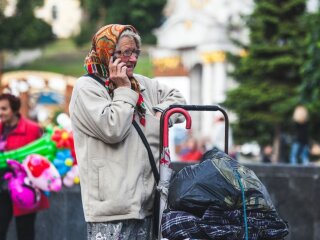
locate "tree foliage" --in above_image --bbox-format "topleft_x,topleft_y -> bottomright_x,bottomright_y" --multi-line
299,12 -> 320,141
75,0 -> 166,46
224,0 -> 307,147
0,0 -> 54,51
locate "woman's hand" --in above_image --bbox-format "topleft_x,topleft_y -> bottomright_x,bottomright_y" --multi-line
155,111 -> 162,119
108,57 -> 131,88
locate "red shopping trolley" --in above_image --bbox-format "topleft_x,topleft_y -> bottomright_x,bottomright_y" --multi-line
155,104 -> 229,240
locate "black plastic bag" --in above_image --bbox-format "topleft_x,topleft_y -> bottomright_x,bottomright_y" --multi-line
168,148 -> 275,217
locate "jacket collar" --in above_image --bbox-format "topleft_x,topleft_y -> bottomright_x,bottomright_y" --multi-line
140,83 -> 146,92
133,74 -> 146,92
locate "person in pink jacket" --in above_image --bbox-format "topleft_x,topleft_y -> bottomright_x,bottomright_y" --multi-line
0,93 -> 49,240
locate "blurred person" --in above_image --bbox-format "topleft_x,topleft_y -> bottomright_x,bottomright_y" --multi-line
172,125 -> 188,159
290,105 -> 310,165
179,137 -> 203,162
69,24 -> 186,240
310,141 -> 320,159
0,93 -> 49,240
262,145 -> 273,163
208,114 -> 233,153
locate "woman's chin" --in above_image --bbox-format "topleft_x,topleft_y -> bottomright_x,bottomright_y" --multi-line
126,69 -> 134,77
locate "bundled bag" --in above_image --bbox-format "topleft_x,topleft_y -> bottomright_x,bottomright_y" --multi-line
168,147 -> 275,217
162,207 -> 289,240
164,148 -> 289,239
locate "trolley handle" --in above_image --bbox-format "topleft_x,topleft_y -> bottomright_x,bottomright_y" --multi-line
162,104 -> 229,154
161,108 -> 192,148
169,104 -> 222,111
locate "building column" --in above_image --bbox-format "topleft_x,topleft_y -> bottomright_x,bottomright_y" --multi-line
201,62 -> 214,136
199,50 -> 227,137
212,61 -> 227,104
189,64 -> 202,132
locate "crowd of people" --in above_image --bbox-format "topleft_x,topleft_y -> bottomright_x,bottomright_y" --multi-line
172,105 -> 320,165
172,113 -> 235,163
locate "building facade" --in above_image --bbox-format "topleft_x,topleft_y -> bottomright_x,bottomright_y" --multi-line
3,0 -> 82,38
151,0 -> 253,134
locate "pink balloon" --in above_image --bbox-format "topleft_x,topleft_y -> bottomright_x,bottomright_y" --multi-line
23,154 -> 62,192
63,175 -> 74,187
63,165 -> 79,188
5,160 -> 41,210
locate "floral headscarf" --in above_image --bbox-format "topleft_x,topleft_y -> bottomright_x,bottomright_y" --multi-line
84,24 -> 146,126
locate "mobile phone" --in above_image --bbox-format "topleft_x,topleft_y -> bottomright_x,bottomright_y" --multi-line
112,55 -> 120,63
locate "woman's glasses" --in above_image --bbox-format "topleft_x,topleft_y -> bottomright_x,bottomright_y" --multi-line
114,49 -> 141,58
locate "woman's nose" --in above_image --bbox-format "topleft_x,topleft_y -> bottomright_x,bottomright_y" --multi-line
129,54 -> 138,61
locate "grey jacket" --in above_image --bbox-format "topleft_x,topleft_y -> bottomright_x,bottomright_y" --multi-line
69,74 -> 186,222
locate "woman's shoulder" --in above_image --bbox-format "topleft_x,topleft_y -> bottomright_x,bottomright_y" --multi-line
20,117 -> 41,131
134,74 -> 152,84
134,74 -> 159,92
75,74 -> 105,90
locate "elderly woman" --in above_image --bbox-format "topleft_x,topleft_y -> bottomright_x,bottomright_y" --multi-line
69,24 -> 186,240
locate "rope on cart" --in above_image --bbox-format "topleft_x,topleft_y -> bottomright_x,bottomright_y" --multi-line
234,169 -> 249,240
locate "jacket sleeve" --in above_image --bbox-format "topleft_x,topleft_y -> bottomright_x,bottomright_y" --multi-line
70,83 -> 138,144
152,79 -> 187,123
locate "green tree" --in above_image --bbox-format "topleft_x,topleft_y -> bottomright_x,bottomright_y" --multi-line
0,0 -> 54,83
75,0 -> 166,46
300,12 -> 320,142
104,0 -> 166,43
73,0 -> 105,46
224,0 -> 307,160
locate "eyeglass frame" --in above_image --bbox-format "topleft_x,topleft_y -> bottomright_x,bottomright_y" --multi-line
114,49 -> 141,58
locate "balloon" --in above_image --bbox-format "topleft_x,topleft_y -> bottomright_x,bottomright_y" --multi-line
71,147 -> 77,165
53,149 -> 74,176
45,124 -> 55,136
63,165 -> 80,188
23,154 -> 62,192
56,113 -> 72,131
50,127 -> 77,164
4,159 -> 41,210
51,128 -> 74,149
0,135 -> 57,169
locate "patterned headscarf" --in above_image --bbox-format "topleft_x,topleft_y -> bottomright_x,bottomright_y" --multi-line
84,24 -> 146,126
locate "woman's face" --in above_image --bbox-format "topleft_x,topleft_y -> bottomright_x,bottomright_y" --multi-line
0,99 -> 15,125
115,36 -> 139,78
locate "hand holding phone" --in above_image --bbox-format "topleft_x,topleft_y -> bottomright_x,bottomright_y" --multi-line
108,56 -> 131,88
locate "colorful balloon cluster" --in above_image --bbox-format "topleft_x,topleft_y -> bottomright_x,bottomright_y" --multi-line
50,128 -> 79,187
1,118 -> 80,209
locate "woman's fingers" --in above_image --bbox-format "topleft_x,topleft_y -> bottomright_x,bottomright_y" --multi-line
120,64 -> 127,75
109,58 -> 120,73
116,62 -> 126,73
108,58 -> 130,87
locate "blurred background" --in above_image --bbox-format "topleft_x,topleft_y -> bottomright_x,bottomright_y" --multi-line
1,0 -> 320,164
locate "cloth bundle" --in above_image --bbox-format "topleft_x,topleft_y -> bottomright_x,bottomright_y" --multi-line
161,148 -> 289,240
